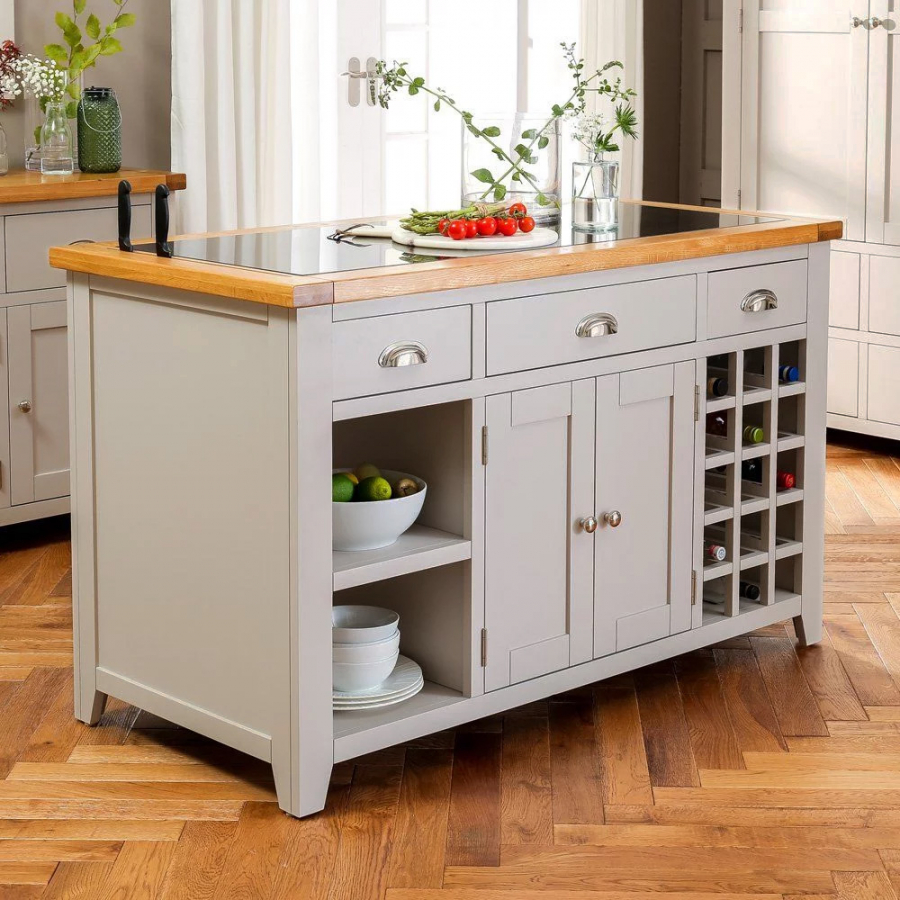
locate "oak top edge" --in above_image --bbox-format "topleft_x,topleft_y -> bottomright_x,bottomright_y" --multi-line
0,168 -> 186,204
49,202 -> 842,309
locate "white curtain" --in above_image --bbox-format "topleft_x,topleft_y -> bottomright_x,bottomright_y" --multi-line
171,0 -> 321,234
580,0 -> 644,201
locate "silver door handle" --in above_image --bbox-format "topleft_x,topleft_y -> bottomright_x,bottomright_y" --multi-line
575,312 -> 618,338
17,400 -> 32,413
580,516 -> 599,534
342,57 -> 382,106
378,341 -> 428,368
741,289 -> 778,313
852,15 -> 865,27
868,16 -> 883,28
604,510 -> 623,528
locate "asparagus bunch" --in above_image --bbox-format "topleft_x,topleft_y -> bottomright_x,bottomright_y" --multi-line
400,201 -> 509,235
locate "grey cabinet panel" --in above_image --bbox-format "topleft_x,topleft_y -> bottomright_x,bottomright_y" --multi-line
869,255 -> 900,336
827,338 -> 859,418
8,301 -> 69,505
485,276 -> 697,376
0,307 -> 8,510
830,251 -> 860,330
594,361 -> 695,657
868,344 -> 900,426
707,260 -> 807,338
5,205 -> 151,294
483,380 -> 594,692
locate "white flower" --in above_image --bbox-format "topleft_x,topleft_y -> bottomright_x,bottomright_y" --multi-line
10,55 -> 67,104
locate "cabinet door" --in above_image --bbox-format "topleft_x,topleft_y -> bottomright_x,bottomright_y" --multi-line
741,2 -> 869,241
594,362 -> 695,657
8,302 -> 70,505
867,1 -> 900,245
483,381 -> 594,692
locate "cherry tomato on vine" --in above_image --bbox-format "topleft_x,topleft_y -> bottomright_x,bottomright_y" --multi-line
518,216 -> 536,234
465,219 -> 479,238
446,220 -> 467,241
437,218 -> 451,235
508,202 -> 528,218
476,217 -> 498,236
497,217 -> 518,237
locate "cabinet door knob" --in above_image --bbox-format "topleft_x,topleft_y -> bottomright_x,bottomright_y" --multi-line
741,289 -> 778,313
604,510 -> 623,528
852,15 -> 864,27
868,16 -> 883,27
580,516 -> 599,534
378,341 -> 428,368
575,312 -> 618,338
17,400 -> 32,413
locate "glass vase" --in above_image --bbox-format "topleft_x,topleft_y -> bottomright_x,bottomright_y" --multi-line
0,122 -> 8,176
24,94 -> 43,171
462,114 -> 561,225
572,155 -> 620,232
40,101 -> 75,176
77,87 -> 122,173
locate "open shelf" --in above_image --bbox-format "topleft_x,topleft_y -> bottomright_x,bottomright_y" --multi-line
707,395 -> 737,414
705,447 -> 735,469
702,588 -> 800,625
741,493 -> 770,516
333,526 -> 472,591
742,442 -> 771,461
777,432 -> 805,452
742,386 -> 772,406
704,496 -> 734,526
703,559 -> 733,582
779,381 -> 806,399
776,487 -> 804,507
740,547 -> 769,571
775,536 -> 803,560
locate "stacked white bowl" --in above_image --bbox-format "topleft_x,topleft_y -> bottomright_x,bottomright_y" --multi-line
332,605 -> 401,693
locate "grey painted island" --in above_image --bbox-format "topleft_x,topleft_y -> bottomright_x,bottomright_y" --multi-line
51,201 -> 841,817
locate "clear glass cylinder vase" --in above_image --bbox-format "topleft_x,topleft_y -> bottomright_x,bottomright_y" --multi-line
40,101 -> 74,176
0,122 -> 8,176
461,114 -> 561,225
572,156 -> 620,231
24,94 -> 44,171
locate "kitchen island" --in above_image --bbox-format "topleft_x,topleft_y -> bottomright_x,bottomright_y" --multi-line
51,201 -> 840,818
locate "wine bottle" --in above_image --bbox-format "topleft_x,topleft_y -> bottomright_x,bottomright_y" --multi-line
779,365 -> 800,383
743,425 -> 765,444
739,581 -> 761,601
707,413 -> 728,436
742,459 -> 763,483
776,471 -> 796,491
708,377 -> 728,398
705,541 -> 727,562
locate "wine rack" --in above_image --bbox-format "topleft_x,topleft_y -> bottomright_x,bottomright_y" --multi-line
699,340 -> 806,621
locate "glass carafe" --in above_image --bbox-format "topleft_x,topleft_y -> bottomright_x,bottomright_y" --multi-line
40,101 -> 74,176
0,121 -> 8,176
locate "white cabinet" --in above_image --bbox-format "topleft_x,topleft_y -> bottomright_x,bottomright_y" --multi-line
594,362 -> 696,656
741,2 -> 900,438
7,302 -> 69,505
483,362 -> 696,686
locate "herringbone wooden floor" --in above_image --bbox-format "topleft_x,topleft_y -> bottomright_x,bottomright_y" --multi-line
3,436 -> 900,898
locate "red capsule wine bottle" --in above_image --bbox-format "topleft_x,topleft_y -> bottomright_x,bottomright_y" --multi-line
704,541 -> 727,562
707,413 -> 728,436
776,471 -> 796,491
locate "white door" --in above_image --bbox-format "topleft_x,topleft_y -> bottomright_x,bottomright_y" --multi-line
331,0 -> 582,218
739,2 -> 870,241
483,381 -> 594,692
7,302 -> 70,505
594,362 -> 696,657
867,1 -> 900,244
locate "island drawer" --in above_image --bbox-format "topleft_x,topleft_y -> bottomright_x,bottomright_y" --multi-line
706,259 -> 807,339
485,275 -> 696,376
332,305 -> 472,400
5,205 -> 152,294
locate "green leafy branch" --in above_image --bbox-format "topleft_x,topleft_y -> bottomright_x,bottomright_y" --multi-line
44,0 -> 135,118
375,42 -> 637,206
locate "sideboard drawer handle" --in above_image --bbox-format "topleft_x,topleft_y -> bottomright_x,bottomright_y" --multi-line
575,312 -> 619,338
741,289 -> 778,313
378,340 -> 429,368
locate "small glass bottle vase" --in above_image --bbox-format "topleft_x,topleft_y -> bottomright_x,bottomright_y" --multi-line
572,155 -> 620,232
40,102 -> 75,176
0,122 -> 8,176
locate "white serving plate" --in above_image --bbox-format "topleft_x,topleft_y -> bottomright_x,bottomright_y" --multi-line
332,655 -> 423,704
391,226 -> 558,252
333,679 -> 425,710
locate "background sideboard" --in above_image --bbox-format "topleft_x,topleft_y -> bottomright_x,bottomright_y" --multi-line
0,170 -> 184,527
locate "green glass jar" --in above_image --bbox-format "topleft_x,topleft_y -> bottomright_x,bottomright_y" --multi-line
77,87 -> 122,173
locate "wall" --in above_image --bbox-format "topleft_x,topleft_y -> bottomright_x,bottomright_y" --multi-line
3,0 -> 170,170
642,0 -> 683,204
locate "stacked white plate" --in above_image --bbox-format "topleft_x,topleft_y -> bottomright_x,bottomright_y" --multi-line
333,655 -> 424,710
332,606 -> 424,710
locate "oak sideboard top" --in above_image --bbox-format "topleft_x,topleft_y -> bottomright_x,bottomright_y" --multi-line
0,168 -> 186,204
49,199 -> 842,308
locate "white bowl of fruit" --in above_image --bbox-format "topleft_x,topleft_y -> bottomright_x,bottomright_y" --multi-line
332,464 -> 427,552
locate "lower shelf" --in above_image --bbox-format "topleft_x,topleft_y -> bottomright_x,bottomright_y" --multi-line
702,589 -> 800,625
